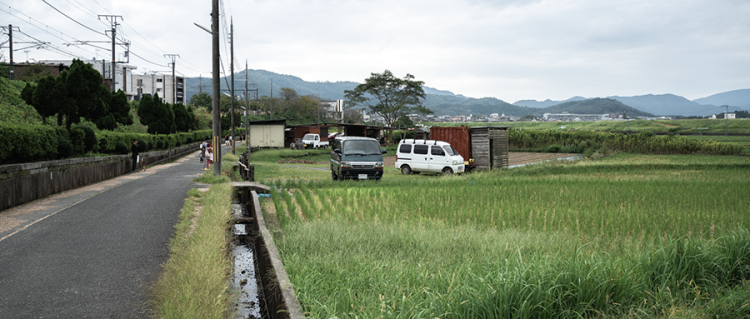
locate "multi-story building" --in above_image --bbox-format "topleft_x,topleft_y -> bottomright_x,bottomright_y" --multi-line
319,99 -> 345,122
131,73 -> 185,104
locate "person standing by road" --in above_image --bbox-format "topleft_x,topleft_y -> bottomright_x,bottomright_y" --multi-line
200,141 -> 208,170
206,143 -> 214,171
131,139 -> 139,172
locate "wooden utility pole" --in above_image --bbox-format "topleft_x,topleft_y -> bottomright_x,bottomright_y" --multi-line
211,0 -> 221,175
230,18 -> 235,155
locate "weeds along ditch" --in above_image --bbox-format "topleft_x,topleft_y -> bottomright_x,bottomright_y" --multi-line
262,163 -> 750,318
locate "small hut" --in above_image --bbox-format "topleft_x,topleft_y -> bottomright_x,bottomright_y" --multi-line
469,126 -> 509,169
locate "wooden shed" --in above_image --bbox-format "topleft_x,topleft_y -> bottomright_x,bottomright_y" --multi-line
470,126 -> 509,170
247,119 -> 288,148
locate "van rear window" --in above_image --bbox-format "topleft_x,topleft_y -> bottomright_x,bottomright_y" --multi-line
399,144 -> 412,153
414,145 -> 429,155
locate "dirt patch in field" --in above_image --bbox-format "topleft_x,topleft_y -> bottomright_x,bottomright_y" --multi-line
384,152 -> 579,168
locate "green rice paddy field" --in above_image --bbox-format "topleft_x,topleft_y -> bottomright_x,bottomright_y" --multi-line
255,152 -> 750,318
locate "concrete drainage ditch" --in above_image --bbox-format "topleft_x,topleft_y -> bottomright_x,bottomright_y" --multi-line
230,182 -> 305,319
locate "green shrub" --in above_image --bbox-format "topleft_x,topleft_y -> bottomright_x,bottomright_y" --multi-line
157,139 -> 165,149
115,142 -> 128,155
0,123 -> 58,164
57,135 -> 73,159
69,127 -> 86,156
543,144 -> 561,153
74,125 -> 97,153
136,139 -> 148,152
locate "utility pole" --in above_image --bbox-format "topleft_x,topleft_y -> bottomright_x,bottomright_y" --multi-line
1,25 -> 20,80
245,60 -> 249,148
98,15 -> 122,92
211,0 -> 221,176
164,54 -> 179,104
230,18 -> 235,155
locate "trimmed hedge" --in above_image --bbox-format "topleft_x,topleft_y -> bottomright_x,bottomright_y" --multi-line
0,123 -> 58,164
0,126 -> 213,165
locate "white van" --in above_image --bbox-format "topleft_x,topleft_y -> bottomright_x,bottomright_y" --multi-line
395,139 -> 464,175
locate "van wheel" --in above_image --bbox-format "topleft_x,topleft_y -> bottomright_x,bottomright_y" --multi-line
442,168 -> 453,176
401,165 -> 411,175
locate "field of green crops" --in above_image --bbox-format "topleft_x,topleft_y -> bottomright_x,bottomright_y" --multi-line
429,118 -> 750,134
254,151 -> 750,318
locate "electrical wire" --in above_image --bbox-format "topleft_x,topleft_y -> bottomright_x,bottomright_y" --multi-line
0,3 -> 102,59
42,0 -> 108,37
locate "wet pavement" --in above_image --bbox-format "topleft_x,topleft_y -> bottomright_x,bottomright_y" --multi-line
0,146 -> 228,318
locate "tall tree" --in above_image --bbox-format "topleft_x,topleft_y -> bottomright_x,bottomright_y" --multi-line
97,90 -> 133,130
30,76 -> 56,125
344,70 -> 428,128
172,103 -> 191,132
189,92 -> 212,110
138,93 -> 175,134
64,59 -> 108,130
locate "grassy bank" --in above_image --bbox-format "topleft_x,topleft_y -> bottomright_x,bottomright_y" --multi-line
257,150 -> 750,318
150,146 -> 245,318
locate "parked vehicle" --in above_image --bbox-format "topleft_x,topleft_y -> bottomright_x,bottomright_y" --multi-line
330,137 -> 387,180
300,133 -> 329,149
395,139 -> 465,175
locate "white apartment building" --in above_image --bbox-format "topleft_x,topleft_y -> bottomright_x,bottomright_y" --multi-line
131,73 -> 185,104
319,99 -> 345,122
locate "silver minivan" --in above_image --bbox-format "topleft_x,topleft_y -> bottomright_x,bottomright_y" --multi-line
330,136 -> 386,180
395,139 -> 464,175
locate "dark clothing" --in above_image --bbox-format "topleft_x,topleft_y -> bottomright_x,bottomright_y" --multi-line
131,143 -> 139,171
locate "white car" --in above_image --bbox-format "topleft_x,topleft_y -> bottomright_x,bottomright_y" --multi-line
395,139 -> 464,175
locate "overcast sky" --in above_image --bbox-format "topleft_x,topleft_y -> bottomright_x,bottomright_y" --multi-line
2,0 -> 749,102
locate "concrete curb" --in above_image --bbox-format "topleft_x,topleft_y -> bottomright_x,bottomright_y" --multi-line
245,188 -> 305,319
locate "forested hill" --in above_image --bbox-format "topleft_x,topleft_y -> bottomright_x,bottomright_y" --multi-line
542,98 -> 655,118
184,70 -> 653,117
422,95 -> 535,117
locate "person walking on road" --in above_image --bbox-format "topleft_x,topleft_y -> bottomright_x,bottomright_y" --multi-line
200,141 -> 208,170
131,139 -> 139,172
206,143 -> 214,171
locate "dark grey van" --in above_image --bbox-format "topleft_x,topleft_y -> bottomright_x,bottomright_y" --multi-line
330,136 -> 387,180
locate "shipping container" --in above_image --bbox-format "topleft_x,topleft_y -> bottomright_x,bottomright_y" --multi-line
430,126 -> 509,170
430,126 -> 471,161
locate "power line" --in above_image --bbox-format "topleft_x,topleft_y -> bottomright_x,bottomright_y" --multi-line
0,3 -> 102,58
42,0 -> 107,37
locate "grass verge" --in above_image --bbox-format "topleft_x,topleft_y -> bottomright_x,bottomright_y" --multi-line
150,185 -> 233,318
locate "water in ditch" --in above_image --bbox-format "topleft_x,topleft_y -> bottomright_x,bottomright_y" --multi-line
231,203 -> 269,319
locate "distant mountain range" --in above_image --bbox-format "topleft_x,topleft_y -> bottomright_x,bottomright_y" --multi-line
515,90 -> 749,116
184,69 -> 747,118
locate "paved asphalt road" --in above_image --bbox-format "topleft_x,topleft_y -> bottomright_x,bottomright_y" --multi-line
0,145 -> 232,318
